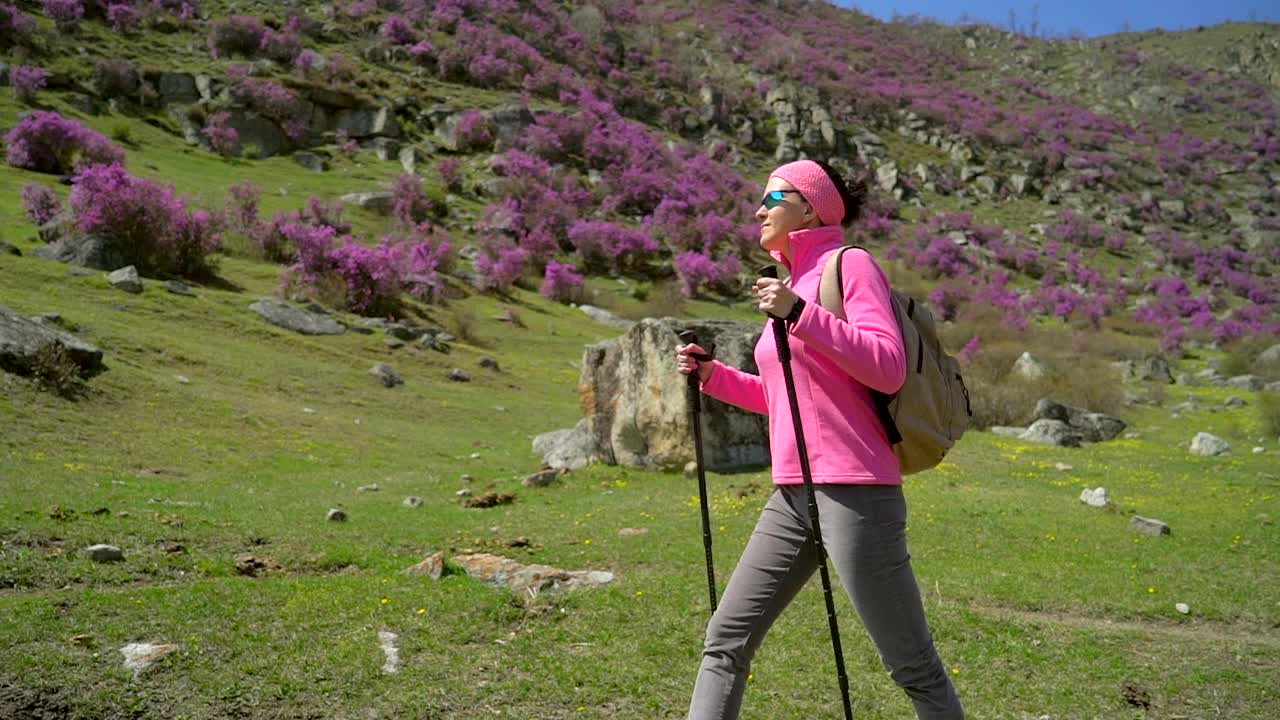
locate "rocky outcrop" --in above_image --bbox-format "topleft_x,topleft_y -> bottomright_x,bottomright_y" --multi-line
577,318 -> 768,472
0,305 -> 104,378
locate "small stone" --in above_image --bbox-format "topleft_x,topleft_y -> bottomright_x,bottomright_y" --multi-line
522,468 -> 562,487
448,368 -> 471,382
460,474 -> 474,483
327,508 -> 347,522
107,266 -> 143,294
1175,603 -> 1190,614
401,551 -> 445,579
86,544 -> 124,562
120,642 -> 178,675
1253,447 -> 1265,454
384,338 -> 405,349
1130,515 -> 1170,536
468,452 -> 480,459
1079,487 -> 1108,507
618,527 -> 649,537
1189,432 -> 1230,456
302,407 -> 316,414
356,483 -> 379,493
402,496 -> 423,508
174,375 -> 190,384
370,363 -> 402,387
684,461 -> 698,478
455,488 -> 472,497
165,279 -> 196,296
69,634 -> 95,647
478,356 -> 499,370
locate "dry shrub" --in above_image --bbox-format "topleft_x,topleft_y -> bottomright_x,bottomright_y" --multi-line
623,279 -> 686,320
31,344 -> 86,399
1259,392 -> 1280,438
1221,335 -> 1280,381
449,306 -> 482,345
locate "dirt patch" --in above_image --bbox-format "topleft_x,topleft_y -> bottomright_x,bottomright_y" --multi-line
0,675 -> 70,720
964,601 -> 1280,648
462,492 -> 515,509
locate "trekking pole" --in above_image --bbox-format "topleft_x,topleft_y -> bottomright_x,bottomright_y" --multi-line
759,266 -> 854,720
677,329 -> 718,614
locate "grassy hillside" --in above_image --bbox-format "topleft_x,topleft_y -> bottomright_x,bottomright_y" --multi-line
2,1 -> 1279,718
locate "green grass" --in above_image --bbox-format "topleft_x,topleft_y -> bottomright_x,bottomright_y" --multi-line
4,12 -> 1280,719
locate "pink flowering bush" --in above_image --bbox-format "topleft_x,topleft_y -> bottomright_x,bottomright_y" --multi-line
540,261 -> 583,302
453,110 -> 494,151
42,0 -> 84,31
381,15 -> 417,45
226,73 -> 307,140
202,112 -> 239,157
21,183 -> 64,227
106,2 -> 139,32
674,251 -> 742,297
403,225 -> 453,303
0,4 -> 36,46
10,66 -> 49,104
223,181 -> 260,234
68,162 -> 221,276
207,15 -> 267,58
472,235 -> 528,292
566,220 -> 658,274
391,174 -> 432,227
437,158 -> 464,193
4,111 -> 126,175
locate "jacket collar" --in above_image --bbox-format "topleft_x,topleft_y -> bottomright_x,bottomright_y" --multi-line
770,225 -> 847,280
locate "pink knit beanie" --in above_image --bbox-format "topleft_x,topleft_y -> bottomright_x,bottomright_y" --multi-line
769,160 -> 845,227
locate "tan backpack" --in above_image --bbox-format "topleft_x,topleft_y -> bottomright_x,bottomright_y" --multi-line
819,246 -> 971,475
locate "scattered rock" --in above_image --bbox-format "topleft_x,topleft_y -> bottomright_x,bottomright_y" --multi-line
401,551 -> 444,579
1012,351 -> 1047,381
338,191 -> 395,215
402,496 -> 423,508
107,266 -> 143,294
447,368 -> 471,382
532,418 -> 600,470
1175,602 -> 1190,615
1225,374 -> 1265,392
234,553 -> 279,577
69,633 -> 95,647
1137,355 -> 1174,383
1130,515 -> 1171,536
86,544 -> 124,563
377,630 -> 400,674
478,356 -> 499,371
249,297 -> 346,336
451,552 -> 615,595
165,279 -> 195,296
1079,487 -> 1108,507
1018,419 -> 1081,447
32,233 -> 131,270
384,338 -> 404,349
326,508 -> 347,522
1189,432 -> 1230,456
0,304 -> 104,378
521,468 -> 562,488
578,304 -> 634,330
618,527 -> 649,537
292,151 -> 329,172
462,492 -> 514,509
1120,680 -> 1152,710
0,241 -> 22,256
369,363 -> 402,387
120,642 -> 178,676
356,483 -> 379,493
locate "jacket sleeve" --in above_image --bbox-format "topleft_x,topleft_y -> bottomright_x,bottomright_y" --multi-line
699,360 -> 769,415
788,249 -> 906,395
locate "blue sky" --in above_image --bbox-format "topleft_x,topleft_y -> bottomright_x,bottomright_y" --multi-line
838,1 -> 1277,37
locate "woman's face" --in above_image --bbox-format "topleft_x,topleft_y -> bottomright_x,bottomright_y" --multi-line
755,177 -> 816,256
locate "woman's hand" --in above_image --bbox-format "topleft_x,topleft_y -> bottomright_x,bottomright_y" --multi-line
676,343 -> 715,383
753,277 -> 799,319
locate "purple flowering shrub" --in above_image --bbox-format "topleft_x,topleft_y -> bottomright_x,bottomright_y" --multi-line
10,66 -> 49,104
391,174 -> 432,227
4,111 -> 126,175
106,2 -> 140,32
225,70 -> 307,140
437,158 -> 464,193
202,112 -> 239,157
674,250 -> 742,297
403,225 -> 453,303
472,234 -> 529,292
1,4 -> 37,46
540,261 -> 583,302
21,183 -> 64,227
207,15 -> 267,58
69,162 -> 221,276
566,220 -> 657,274
381,15 -> 417,45
452,110 -> 494,152
329,240 -> 405,315
42,0 -> 84,31
223,181 -> 260,234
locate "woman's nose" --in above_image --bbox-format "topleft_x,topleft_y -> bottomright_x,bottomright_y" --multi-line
755,204 -> 768,221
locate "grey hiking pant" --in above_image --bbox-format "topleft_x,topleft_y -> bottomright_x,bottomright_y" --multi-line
687,484 -> 964,720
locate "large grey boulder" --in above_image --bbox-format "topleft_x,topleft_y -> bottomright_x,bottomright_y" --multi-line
249,298 -> 346,336
32,234 -> 132,271
1189,432 -> 1230,456
1254,344 -> 1280,377
107,266 -> 142,294
1013,352 -> 1048,381
532,418 -> 600,470
338,191 -> 395,215
1033,398 -> 1126,443
487,105 -> 535,151
1136,354 -> 1174,383
577,318 -> 768,472
333,106 -> 399,139
1018,419 -> 1081,447
0,305 -> 104,378
156,73 -> 199,104
224,109 -> 290,158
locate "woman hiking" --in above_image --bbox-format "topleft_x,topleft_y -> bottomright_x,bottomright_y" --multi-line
675,159 -> 965,720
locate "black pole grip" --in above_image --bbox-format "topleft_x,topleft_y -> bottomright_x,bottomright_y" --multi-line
677,330 -> 701,414
758,264 -> 777,279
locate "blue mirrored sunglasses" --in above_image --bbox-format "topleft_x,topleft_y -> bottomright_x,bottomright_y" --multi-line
759,189 -> 801,209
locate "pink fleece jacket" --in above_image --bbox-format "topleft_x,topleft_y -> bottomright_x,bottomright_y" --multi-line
701,225 -> 906,485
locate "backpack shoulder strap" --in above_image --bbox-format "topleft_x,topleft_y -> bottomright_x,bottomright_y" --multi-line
818,245 -> 903,445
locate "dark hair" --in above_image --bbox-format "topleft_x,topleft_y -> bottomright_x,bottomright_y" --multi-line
811,159 -> 868,228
